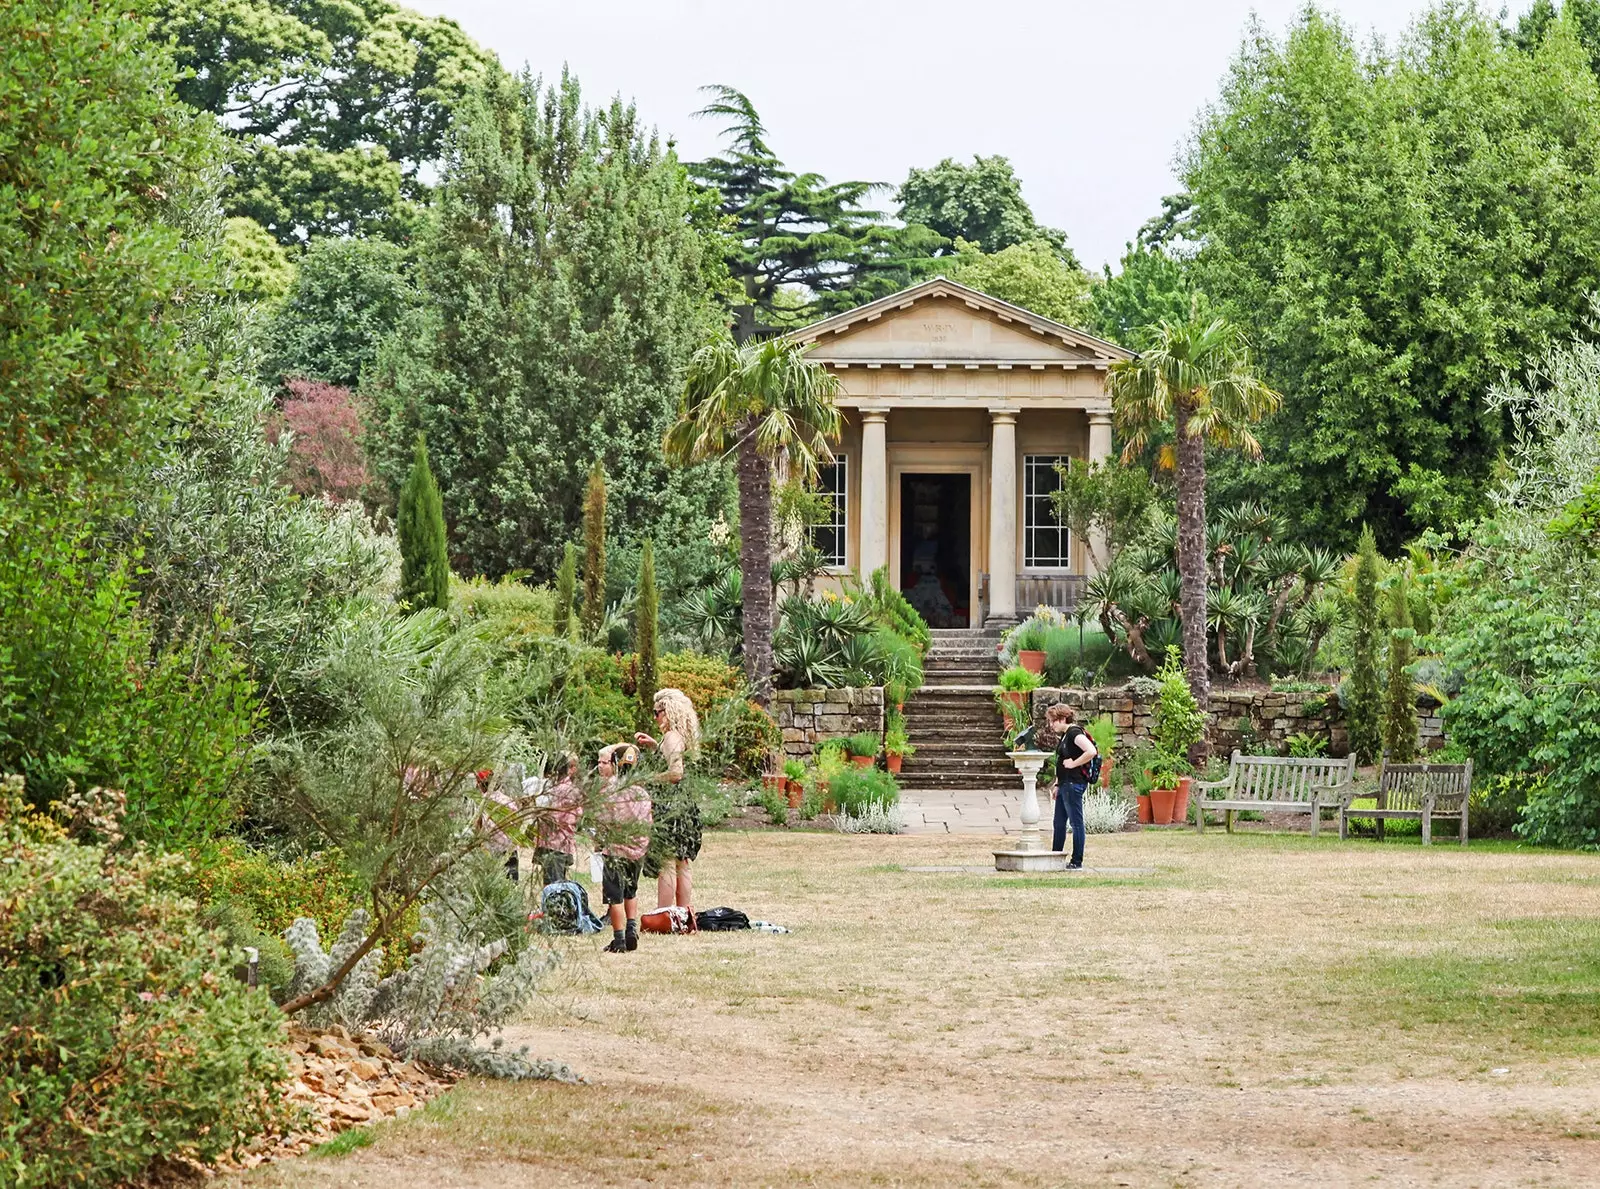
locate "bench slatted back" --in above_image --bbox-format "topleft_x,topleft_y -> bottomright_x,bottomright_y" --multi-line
1225,752 -> 1356,804
1379,758 -> 1473,814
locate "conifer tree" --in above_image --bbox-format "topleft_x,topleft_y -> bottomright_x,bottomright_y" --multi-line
635,539 -> 659,731
1346,526 -> 1384,764
398,433 -> 449,611
580,461 -> 607,639
1382,568 -> 1419,762
552,542 -> 576,640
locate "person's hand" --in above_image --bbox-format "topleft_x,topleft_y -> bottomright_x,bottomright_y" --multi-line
634,731 -> 656,749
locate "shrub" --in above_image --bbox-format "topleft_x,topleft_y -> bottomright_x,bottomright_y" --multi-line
698,695 -> 781,779
1285,731 -> 1329,758
866,566 -> 931,653
1014,620 -> 1048,652
1083,792 -> 1135,834
635,540 -> 659,730
756,784 -> 788,825
1152,651 -> 1204,760
552,542 -> 577,639
827,766 -> 900,816
581,461 -> 607,639
833,801 -> 904,834
272,378 -> 371,501
0,512 -> 259,846
0,779 -> 290,1186
1382,570 -> 1420,761
659,651 -> 742,715
454,575 -> 555,649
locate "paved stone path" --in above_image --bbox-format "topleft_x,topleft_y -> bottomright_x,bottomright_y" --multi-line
899,788 -> 1023,835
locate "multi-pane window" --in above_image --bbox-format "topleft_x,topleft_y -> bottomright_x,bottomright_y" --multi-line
1023,455 -> 1071,569
812,458 -> 847,568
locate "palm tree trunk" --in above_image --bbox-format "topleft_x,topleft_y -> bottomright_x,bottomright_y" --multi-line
1173,402 -> 1211,761
737,416 -> 774,705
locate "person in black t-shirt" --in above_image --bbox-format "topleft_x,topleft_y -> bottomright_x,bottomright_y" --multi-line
1045,702 -> 1098,869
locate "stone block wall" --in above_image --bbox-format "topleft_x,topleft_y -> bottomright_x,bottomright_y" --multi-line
772,687 -> 886,761
1031,684 -> 1446,758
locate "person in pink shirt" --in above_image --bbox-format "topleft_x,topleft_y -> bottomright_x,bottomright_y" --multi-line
596,743 -> 650,954
529,752 -> 582,885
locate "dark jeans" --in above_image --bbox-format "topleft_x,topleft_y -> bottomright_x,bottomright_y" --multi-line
1053,781 -> 1086,866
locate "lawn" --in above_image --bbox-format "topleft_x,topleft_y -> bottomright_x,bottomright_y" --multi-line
230,829 -> 1600,1187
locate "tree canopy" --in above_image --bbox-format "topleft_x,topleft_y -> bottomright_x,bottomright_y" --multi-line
691,85 -> 941,325
942,237 -> 1093,326
154,0 -> 502,242
897,154 -> 1074,264
369,71 -> 732,587
1185,5 -> 1600,551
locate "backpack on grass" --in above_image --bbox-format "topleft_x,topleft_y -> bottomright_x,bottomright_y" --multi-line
694,907 -> 751,932
540,880 -> 606,934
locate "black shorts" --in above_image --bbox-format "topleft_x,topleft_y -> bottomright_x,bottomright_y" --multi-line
602,856 -> 641,905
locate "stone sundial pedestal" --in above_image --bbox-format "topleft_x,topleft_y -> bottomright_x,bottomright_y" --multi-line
993,749 -> 1070,872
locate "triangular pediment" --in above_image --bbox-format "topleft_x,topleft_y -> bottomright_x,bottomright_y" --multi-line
791,277 -> 1134,367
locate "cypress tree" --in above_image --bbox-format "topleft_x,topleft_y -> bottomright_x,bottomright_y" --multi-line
553,542 -> 577,640
1346,526 -> 1383,764
1382,569 -> 1419,762
636,539 -> 659,731
398,433 -> 450,611
580,460 -> 607,639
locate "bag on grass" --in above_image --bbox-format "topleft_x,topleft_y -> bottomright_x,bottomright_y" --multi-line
541,880 -> 606,935
695,906 -> 751,932
641,906 -> 695,934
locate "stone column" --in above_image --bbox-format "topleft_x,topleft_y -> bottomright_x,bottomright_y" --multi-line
858,408 -> 890,578
1086,409 -> 1115,574
987,408 -> 1018,622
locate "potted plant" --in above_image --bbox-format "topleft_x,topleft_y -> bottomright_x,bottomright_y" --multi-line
884,712 -> 915,775
1014,621 -> 1048,675
995,666 -> 1043,745
814,740 -> 848,812
1151,650 -> 1205,825
1129,752 -> 1155,824
782,758 -> 806,808
845,731 -> 881,768
1145,749 -> 1187,825
1088,713 -> 1117,789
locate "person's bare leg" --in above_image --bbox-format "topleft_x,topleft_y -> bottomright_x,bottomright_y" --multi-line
656,859 -> 676,908
608,902 -> 624,931
677,858 -> 693,913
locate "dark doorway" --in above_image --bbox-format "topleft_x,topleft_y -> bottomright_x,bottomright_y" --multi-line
900,473 -> 971,628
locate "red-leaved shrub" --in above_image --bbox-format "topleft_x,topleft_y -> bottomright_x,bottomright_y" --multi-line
274,378 -> 371,501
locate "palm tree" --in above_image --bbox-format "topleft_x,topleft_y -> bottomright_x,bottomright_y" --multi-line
1108,314 -> 1281,745
667,331 -> 842,703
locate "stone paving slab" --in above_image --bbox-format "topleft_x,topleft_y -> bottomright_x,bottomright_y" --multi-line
900,789 -> 1025,835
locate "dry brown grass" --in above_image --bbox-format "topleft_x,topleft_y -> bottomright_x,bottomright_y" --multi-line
230,830 -> 1600,1187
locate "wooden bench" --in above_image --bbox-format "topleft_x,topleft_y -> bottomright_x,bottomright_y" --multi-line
1193,751 -> 1358,836
1338,756 -> 1473,846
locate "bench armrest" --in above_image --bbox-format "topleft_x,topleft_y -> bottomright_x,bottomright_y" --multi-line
1192,777 -> 1233,793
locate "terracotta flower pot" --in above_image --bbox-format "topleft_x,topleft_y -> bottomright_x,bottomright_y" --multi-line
785,781 -> 803,809
1136,793 -> 1153,824
1018,650 -> 1046,675
1171,775 -> 1192,825
1100,756 -> 1115,790
886,753 -> 903,774
1000,690 -> 1028,711
851,755 -> 874,768
1150,785 -> 1178,826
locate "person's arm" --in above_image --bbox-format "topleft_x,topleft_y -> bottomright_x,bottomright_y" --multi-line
660,732 -> 685,784
1062,732 -> 1097,771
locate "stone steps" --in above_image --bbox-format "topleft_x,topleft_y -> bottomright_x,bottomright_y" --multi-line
898,679 -> 1019,792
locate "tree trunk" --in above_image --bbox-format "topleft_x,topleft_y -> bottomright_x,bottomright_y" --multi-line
737,417 -> 774,705
1173,402 -> 1210,761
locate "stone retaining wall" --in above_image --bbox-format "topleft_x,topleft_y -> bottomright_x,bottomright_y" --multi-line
773,686 -> 886,761
1031,684 -> 1445,758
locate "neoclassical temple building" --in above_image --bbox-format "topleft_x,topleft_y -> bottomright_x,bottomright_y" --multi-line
793,277 -> 1132,629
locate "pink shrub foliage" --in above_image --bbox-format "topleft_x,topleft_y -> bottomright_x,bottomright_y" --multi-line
274,378 -> 371,501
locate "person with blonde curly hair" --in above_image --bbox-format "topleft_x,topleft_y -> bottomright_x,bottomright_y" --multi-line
635,687 -> 702,919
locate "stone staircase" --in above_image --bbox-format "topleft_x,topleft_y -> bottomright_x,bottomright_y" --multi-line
898,628 -> 1021,793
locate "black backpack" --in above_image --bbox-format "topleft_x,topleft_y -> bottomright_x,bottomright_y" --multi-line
1061,727 -> 1101,786
695,906 -> 751,932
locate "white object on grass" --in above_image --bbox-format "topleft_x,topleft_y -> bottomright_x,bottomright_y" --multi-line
588,852 -> 604,883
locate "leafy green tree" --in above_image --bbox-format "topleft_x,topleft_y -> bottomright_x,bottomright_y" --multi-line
1347,527 -> 1384,766
265,236 -> 415,388
668,334 -> 842,702
222,216 -> 295,303
635,539 -> 659,730
1108,315 -> 1281,731
399,434 -> 450,611
369,72 -> 731,584
1184,6 -> 1600,550
1049,459 -> 1157,572
691,85 -> 942,324
1515,0 -> 1600,75
1,0 -> 219,499
896,154 -> 1073,261
1382,568 -> 1419,762
155,0 -> 502,242
1088,242 -> 1195,351
553,542 -> 577,640
944,238 -> 1093,325
580,462 -> 607,640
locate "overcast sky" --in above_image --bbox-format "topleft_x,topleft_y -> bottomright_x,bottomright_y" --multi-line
414,1 -> 1535,271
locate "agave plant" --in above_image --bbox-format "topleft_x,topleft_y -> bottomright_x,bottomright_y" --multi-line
681,569 -> 743,658
774,633 -> 846,689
